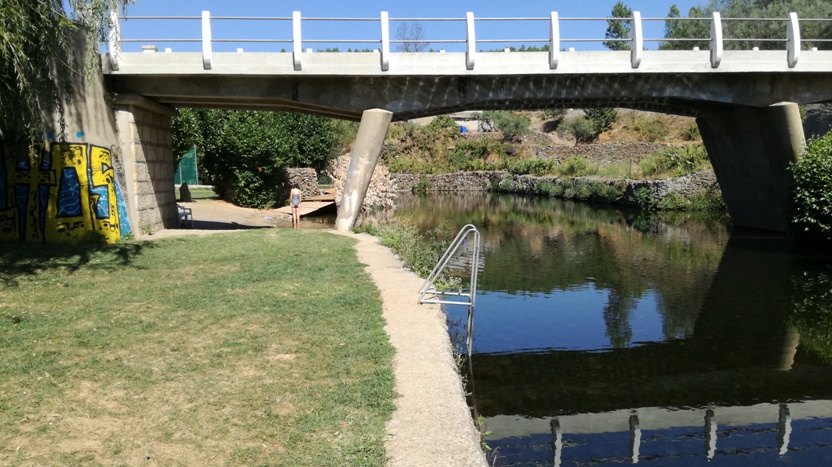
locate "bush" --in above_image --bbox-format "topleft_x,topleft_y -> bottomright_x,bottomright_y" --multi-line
560,157 -> 594,177
682,124 -> 701,141
427,115 -> 458,132
482,111 -> 530,142
585,108 -> 618,134
639,144 -> 709,178
634,115 -> 669,142
790,132 -> 832,241
558,117 -> 597,143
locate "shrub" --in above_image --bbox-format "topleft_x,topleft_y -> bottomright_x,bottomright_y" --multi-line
585,108 -> 618,134
633,187 -> 654,209
558,117 -> 597,143
790,132 -> 832,242
427,115 -> 458,132
482,111 -> 531,142
682,124 -> 701,141
507,159 -> 558,175
559,157 -> 594,177
634,115 -> 669,142
639,144 -> 709,178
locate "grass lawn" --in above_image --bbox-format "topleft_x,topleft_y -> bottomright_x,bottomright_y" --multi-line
0,229 -> 394,466
176,186 -> 218,201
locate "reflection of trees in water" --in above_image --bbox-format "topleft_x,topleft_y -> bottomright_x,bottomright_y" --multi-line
604,288 -> 636,348
386,192 -> 730,347
790,268 -> 832,363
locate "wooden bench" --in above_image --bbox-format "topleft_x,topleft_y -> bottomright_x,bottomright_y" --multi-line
178,204 -> 193,228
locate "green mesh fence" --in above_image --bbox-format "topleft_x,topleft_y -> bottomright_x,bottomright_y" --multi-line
174,146 -> 198,185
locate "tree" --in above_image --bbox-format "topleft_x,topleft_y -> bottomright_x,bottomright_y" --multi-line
395,22 -> 428,52
661,0 -> 832,51
0,0 -> 132,141
660,5 -> 709,50
172,109 -> 335,208
790,131 -> 832,243
604,1 -> 633,51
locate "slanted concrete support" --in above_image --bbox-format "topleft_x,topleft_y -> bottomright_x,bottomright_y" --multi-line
697,102 -> 805,232
335,109 -> 393,232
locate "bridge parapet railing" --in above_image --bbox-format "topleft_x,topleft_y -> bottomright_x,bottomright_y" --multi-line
107,10 -> 832,72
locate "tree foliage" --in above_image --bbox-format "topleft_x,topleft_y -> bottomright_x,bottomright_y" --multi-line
558,108 -> 619,144
661,0 -> 832,51
0,0 -> 132,140
790,131 -> 832,242
172,109 -> 335,208
604,2 -> 633,51
480,111 -> 531,142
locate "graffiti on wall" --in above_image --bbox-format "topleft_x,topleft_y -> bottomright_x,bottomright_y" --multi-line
0,142 -> 132,243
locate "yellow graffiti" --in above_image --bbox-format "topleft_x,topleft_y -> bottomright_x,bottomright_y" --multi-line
1,142 -> 132,244
45,143 -> 91,243
89,146 -> 121,243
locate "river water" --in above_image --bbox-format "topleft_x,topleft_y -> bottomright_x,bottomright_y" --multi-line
372,192 -> 832,466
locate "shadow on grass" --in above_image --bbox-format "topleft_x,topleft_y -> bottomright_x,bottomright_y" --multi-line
0,241 -> 155,288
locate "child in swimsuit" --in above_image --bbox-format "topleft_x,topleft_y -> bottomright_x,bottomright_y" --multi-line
290,185 -> 302,228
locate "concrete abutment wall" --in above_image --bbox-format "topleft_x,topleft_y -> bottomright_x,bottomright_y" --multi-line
113,95 -> 178,236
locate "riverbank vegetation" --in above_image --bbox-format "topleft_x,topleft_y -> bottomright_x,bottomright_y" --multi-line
790,132 -> 832,243
0,230 -> 394,465
382,109 -> 709,180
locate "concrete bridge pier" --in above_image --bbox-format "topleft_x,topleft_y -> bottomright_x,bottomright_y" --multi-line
697,102 -> 805,232
335,109 -> 393,232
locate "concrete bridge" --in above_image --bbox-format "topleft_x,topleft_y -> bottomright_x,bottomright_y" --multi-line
8,10 -> 829,241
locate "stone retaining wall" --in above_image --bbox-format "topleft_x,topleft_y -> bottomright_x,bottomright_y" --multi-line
287,168 -> 321,197
392,170 -> 721,208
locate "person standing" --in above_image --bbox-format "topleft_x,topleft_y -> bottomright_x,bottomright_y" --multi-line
290,184 -> 302,228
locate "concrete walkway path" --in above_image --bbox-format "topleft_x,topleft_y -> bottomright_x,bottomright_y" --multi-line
333,231 -> 488,467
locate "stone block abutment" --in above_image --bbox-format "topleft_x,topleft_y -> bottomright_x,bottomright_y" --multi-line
113,95 -> 178,237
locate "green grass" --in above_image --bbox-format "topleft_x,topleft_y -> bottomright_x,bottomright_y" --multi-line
0,230 -> 394,466
176,186 -> 218,201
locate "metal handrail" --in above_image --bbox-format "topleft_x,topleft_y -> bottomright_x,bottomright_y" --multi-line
107,10 -> 828,72
417,224 -> 481,355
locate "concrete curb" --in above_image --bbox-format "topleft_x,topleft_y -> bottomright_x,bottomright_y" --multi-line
331,231 -> 488,466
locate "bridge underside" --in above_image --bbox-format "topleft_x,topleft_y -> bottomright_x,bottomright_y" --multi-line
105,73 -> 832,122
105,67 -> 825,232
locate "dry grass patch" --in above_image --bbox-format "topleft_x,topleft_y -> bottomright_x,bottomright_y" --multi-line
0,230 -> 394,466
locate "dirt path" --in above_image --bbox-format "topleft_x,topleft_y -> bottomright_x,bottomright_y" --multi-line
146,201 -> 487,465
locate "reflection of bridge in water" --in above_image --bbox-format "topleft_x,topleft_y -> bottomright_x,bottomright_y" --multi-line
487,401 -> 832,465
466,231 -> 832,464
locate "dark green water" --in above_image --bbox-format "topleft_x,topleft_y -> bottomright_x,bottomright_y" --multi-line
382,192 -> 832,466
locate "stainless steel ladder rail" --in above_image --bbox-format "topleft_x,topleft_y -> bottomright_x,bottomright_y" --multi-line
418,224 -> 480,354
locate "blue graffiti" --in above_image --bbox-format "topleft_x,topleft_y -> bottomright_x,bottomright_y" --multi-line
114,182 -> 132,236
89,185 -> 110,219
57,168 -> 82,218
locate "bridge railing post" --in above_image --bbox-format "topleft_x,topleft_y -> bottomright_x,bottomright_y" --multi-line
108,10 -> 121,71
630,11 -> 643,68
549,12 -> 559,69
201,11 -> 212,70
466,12 -> 476,70
293,11 -> 302,71
787,12 -> 800,68
710,12 -> 723,68
380,12 -> 390,71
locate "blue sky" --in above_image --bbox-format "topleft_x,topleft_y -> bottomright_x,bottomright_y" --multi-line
114,1 -> 706,53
